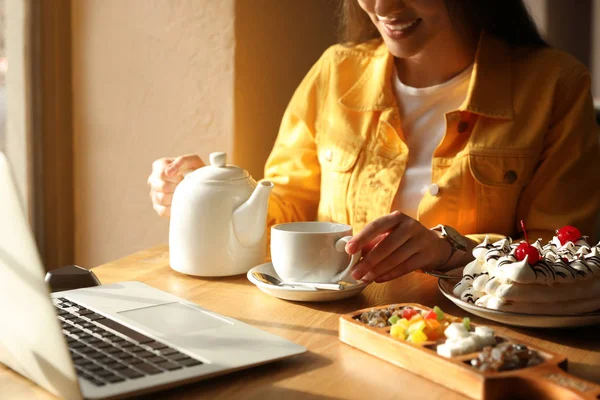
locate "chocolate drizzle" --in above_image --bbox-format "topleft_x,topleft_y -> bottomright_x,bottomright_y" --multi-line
530,259 -> 556,281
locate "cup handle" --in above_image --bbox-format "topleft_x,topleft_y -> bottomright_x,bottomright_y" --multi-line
330,236 -> 362,283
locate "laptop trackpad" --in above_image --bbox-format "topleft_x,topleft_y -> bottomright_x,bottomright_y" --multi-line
118,302 -> 232,335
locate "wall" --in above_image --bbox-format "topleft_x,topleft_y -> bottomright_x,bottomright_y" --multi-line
524,0 -> 600,99
593,0 -> 600,99
233,0 -> 338,179
4,0 -> 33,218
72,0 -> 236,267
71,1 -> 337,267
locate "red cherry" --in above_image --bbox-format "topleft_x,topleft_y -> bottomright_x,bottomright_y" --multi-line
556,226 -> 581,245
515,242 -> 540,265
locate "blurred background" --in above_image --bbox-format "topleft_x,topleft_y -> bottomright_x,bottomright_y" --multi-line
0,0 -> 599,271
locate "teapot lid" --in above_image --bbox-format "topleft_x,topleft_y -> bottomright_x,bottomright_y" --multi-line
188,152 -> 249,182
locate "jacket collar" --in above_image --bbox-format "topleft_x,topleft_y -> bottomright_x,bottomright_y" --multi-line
339,31 -> 515,120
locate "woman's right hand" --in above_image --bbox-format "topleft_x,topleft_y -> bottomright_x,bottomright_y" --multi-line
147,154 -> 205,217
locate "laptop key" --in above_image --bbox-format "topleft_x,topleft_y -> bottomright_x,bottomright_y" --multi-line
84,313 -> 106,321
73,332 -> 92,340
130,346 -> 146,353
84,337 -> 103,345
137,351 -> 154,358
121,368 -> 145,379
80,372 -> 95,381
121,357 -> 143,365
69,340 -> 85,347
179,358 -> 203,367
90,380 -> 106,387
95,319 -> 154,344
147,356 -> 168,364
106,334 -> 125,343
78,346 -> 96,355
105,346 -> 122,354
119,341 -> 135,348
114,352 -> 134,360
157,348 -> 179,356
135,363 -> 162,375
97,342 -> 112,349
86,351 -> 104,359
96,356 -> 115,365
86,364 -> 103,372
159,362 -> 182,371
145,341 -> 168,350
105,375 -> 126,384
96,369 -> 116,378
76,359 -> 94,367
168,353 -> 191,362
107,362 -> 128,371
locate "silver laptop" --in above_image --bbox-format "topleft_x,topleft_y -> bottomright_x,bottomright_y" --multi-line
0,152 -> 306,400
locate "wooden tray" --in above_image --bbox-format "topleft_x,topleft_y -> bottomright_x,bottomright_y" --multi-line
339,303 -> 600,400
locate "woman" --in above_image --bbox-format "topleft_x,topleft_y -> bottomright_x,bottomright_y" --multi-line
148,0 -> 600,284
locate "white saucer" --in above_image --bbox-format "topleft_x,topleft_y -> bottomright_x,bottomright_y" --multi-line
438,268 -> 600,328
247,262 -> 370,302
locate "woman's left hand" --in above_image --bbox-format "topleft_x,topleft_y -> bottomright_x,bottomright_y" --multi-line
345,211 -> 454,283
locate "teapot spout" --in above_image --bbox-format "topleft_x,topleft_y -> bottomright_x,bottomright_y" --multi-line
232,180 -> 274,247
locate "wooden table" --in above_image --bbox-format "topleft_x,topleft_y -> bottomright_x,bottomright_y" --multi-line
2,245 -> 600,399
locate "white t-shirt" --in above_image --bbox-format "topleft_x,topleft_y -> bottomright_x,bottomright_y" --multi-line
391,64 -> 473,218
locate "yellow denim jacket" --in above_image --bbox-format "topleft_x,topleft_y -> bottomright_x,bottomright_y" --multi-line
264,32 -> 600,244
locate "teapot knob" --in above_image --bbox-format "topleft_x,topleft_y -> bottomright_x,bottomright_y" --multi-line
209,152 -> 227,168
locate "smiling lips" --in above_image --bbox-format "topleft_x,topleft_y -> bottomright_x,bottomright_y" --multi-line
377,17 -> 422,39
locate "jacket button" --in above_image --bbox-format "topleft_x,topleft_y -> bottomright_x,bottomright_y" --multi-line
504,170 -> 518,184
457,121 -> 469,133
429,183 -> 440,196
324,149 -> 333,162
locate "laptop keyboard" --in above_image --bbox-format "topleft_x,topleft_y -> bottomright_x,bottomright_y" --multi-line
53,297 -> 203,387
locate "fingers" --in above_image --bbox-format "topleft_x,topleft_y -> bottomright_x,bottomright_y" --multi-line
148,154 -> 204,218
354,218 -> 417,276
346,211 -> 403,254
147,175 -> 178,193
151,191 -> 173,207
153,204 -> 170,217
359,236 -> 421,282
165,154 -> 205,177
361,232 -> 390,254
375,252 -> 430,283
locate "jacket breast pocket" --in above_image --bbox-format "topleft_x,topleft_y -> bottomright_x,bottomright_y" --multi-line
317,135 -> 363,224
468,152 -> 538,235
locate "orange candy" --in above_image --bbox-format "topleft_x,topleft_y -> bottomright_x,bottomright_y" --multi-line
423,319 -> 443,341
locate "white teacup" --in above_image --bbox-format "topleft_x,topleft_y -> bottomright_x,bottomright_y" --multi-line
270,222 -> 362,283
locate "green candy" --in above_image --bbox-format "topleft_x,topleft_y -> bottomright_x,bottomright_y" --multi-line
433,306 -> 445,321
388,315 -> 400,325
463,317 -> 471,331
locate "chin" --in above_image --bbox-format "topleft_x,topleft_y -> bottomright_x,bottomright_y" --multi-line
382,38 -> 425,59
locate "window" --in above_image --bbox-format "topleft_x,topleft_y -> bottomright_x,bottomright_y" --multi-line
0,0 -> 5,153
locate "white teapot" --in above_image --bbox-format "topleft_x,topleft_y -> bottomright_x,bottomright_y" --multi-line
169,152 -> 274,276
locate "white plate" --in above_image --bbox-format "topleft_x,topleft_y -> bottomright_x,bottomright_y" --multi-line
247,262 -> 370,302
438,268 -> 600,328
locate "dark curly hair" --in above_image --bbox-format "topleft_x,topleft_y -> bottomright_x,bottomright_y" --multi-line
338,0 -> 547,48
